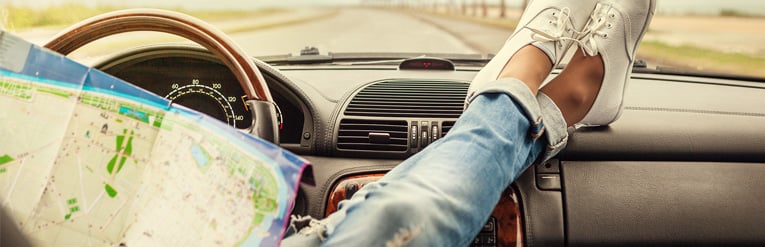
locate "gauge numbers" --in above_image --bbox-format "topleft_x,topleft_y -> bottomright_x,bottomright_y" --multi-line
165,79 -> 245,127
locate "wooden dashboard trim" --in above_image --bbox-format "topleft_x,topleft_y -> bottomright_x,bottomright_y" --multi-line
325,173 -> 523,246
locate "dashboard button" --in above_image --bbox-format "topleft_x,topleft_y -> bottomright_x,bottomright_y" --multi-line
482,217 -> 495,232
420,122 -> 429,148
536,174 -> 561,190
431,122 -> 439,143
410,121 -> 418,148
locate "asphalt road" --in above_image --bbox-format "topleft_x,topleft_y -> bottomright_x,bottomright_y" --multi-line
231,8 -> 489,57
14,7 -> 765,66
15,8 -> 503,63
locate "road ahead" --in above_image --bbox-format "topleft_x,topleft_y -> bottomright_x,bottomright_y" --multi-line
14,7 -> 765,77
230,8 -> 489,56
19,6 -> 765,73
16,8 -> 506,63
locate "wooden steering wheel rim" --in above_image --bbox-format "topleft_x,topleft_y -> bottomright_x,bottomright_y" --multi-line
43,8 -> 273,102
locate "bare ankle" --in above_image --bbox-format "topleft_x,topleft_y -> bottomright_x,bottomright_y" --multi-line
539,52 -> 605,126
496,45 -> 553,95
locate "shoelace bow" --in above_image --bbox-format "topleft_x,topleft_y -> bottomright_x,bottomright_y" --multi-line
577,4 -> 612,56
528,7 -> 584,65
528,5 -> 615,59
529,7 -> 578,45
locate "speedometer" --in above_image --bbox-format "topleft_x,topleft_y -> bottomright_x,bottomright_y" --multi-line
165,79 -> 245,127
103,56 -> 254,130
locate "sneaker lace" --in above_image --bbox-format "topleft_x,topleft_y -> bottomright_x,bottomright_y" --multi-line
577,4 -> 612,56
529,7 -> 577,45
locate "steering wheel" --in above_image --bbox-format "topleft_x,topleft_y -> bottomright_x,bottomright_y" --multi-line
44,8 -> 280,143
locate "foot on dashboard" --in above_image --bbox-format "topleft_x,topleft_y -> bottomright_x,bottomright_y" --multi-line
576,0 -> 656,126
468,0 -> 597,93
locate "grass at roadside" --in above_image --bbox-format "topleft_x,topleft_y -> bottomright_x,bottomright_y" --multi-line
718,9 -> 762,18
638,40 -> 765,78
410,8 -> 765,78
1,4 -> 113,30
0,4 -> 285,31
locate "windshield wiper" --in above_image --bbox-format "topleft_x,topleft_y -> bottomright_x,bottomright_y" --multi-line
632,60 -> 765,83
256,47 -> 488,66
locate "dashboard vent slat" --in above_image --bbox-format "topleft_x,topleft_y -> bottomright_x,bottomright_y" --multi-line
337,119 -> 409,152
344,80 -> 468,118
442,121 -> 456,137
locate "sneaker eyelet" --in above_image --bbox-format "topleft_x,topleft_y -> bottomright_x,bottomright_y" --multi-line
610,14 -> 616,18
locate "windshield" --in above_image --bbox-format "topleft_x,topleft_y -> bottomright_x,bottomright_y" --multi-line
3,0 -> 765,77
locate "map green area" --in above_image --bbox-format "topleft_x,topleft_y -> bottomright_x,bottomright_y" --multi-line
0,32 -> 305,246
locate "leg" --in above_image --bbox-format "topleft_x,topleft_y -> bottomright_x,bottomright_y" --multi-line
541,49 -> 604,126
283,1 -> 655,245
320,92 -> 547,246
281,0 -> 636,245
281,89 -> 553,246
283,51 -> 561,246
548,0 -> 656,126
497,45 -> 553,95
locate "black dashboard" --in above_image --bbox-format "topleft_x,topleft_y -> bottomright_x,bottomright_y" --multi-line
96,46 -> 765,246
98,47 -> 307,145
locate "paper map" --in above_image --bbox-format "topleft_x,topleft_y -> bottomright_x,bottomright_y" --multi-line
0,31 -> 308,246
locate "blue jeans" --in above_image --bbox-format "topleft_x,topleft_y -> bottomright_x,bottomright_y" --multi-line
283,78 -> 568,246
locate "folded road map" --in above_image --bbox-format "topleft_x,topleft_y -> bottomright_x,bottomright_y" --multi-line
0,30 -> 308,246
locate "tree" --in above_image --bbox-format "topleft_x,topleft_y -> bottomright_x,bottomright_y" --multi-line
499,0 -> 506,18
481,0 -> 487,17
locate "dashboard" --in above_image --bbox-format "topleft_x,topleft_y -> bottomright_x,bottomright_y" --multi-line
98,47 -> 306,144
94,45 -> 765,246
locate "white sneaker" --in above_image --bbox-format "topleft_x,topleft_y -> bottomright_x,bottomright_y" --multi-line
469,0 -> 598,88
577,0 -> 657,126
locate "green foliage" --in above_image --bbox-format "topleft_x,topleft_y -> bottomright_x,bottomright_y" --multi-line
638,40 -> 765,78
0,154 -> 13,165
0,4 -> 284,31
1,4 -> 116,30
719,9 -> 758,18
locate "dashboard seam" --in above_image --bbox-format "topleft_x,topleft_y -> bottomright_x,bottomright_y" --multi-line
253,59 -> 323,151
625,106 -> 765,117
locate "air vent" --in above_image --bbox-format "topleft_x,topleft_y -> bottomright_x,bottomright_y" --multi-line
442,121 -> 455,137
337,119 -> 408,152
344,80 -> 468,118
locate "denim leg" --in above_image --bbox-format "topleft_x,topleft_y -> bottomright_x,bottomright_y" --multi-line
316,93 -> 546,246
282,78 -> 569,246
